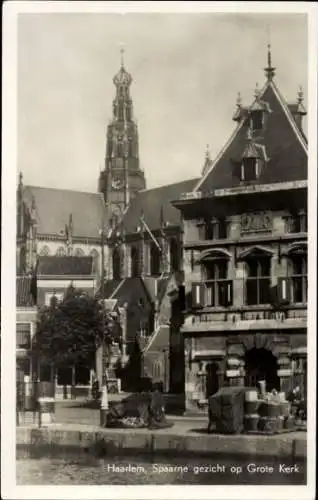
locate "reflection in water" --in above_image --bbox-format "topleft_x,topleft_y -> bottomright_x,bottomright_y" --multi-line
17,454 -> 306,485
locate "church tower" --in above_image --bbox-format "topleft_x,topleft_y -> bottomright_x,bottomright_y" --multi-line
98,49 -> 146,221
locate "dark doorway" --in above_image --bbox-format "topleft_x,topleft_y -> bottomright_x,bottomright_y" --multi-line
205,362 -> 219,398
245,348 -> 280,391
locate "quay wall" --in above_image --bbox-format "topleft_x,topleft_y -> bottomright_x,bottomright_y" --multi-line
16,426 -> 306,460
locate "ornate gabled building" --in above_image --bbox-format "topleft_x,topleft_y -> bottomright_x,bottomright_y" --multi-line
173,46 -> 308,412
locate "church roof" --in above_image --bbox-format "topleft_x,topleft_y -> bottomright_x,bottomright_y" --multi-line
195,80 -> 307,193
37,256 -> 95,276
122,178 -> 199,234
23,185 -> 105,239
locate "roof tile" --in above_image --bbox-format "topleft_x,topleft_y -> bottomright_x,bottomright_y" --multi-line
23,186 -> 105,239
122,178 -> 199,233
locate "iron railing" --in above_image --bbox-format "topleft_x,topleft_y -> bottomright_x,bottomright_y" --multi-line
16,381 -> 55,412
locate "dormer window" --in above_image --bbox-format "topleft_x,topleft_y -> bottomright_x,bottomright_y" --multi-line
250,110 -> 263,131
241,157 -> 258,182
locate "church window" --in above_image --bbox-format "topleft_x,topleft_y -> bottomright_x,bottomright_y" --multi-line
126,106 -> 131,121
170,238 -> 180,272
128,139 -> 133,157
74,248 -> 85,257
107,139 -> 112,158
112,246 -> 122,280
39,245 -> 50,256
131,245 -> 140,277
150,241 -> 161,276
117,142 -> 123,157
56,246 -> 66,257
118,105 -> 124,121
250,110 -> 263,131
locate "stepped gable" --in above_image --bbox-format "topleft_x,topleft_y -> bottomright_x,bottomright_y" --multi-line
23,185 -> 105,239
121,178 -> 199,234
196,81 -> 307,194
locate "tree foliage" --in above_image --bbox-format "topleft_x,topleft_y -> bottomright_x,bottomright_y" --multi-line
33,285 -> 121,369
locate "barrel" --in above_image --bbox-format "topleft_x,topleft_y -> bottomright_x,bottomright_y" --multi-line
244,414 -> 259,432
258,416 -> 279,433
244,400 -> 260,414
284,415 -> 295,430
279,401 -> 291,418
278,392 -> 286,402
245,390 -> 258,402
259,401 -> 280,418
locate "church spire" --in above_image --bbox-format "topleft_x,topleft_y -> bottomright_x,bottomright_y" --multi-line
264,43 -> 276,81
98,48 -> 146,216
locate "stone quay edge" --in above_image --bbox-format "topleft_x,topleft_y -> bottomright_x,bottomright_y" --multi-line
16,425 -> 306,460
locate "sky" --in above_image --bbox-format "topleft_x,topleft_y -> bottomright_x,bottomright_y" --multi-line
18,12 -> 308,192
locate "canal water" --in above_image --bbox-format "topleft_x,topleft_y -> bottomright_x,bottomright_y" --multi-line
17,452 -> 306,485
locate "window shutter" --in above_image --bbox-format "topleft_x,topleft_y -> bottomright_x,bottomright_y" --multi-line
219,280 -> 233,307
277,277 -> 290,304
226,280 -> 233,306
192,282 -> 205,308
199,283 -> 206,307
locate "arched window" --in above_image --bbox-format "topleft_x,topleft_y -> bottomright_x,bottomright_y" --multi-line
170,238 -> 180,272
118,105 -> 124,121
245,251 -> 271,305
56,246 -> 66,257
112,246 -> 121,280
117,142 -> 123,157
150,242 -> 161,277
74,248 -> 85,257
39,245 -> 50,256
131,245 -> 140,277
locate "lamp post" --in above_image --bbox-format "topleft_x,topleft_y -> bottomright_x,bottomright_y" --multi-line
99,220 -> 109,427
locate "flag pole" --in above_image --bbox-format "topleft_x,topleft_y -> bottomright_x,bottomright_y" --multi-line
100,195 -> 109,427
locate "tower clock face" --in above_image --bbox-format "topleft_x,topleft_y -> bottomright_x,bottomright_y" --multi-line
111,177 -> 125,190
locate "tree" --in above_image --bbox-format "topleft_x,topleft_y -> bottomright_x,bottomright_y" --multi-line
33,285 -> 121,375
